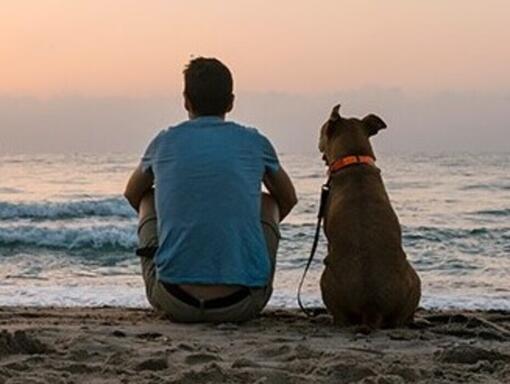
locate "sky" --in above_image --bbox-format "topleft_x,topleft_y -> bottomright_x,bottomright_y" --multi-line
1,1 -> 510,154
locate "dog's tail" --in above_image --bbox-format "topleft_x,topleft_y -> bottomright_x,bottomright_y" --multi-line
356,312 -> 384,334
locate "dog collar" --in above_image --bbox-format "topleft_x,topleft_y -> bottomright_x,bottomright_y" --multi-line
329,155 -> 376,174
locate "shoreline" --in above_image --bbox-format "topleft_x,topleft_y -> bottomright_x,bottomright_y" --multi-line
1,307 -> 510,383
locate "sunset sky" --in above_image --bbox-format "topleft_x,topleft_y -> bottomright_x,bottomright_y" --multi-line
1,1 -> 510,153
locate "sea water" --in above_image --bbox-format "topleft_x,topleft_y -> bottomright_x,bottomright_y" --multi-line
0,152 -> 509,309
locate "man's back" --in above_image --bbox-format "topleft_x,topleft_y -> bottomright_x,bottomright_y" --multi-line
142,116 -> 280,287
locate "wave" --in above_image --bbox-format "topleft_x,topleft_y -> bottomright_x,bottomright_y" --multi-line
472,208 -> 510,217
403,225 -> 510,244
1,221 -> 507,254
461,183 -> 510,191
281,223 -> 509,241
0,224 -> 137,252
0,197 -> 135,220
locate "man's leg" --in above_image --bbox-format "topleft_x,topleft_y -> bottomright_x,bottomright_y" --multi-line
137,190 -> 161,309
256,192 -> 281,307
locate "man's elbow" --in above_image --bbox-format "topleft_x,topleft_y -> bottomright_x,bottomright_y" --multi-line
279,193 -> 298,218
284,195 -> 298,213
290,193 -> 298,209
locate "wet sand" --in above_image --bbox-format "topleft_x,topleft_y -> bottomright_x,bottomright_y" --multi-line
1,307 -> 509,383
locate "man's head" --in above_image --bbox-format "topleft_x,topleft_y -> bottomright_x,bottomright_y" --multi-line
183,57 -> 234,118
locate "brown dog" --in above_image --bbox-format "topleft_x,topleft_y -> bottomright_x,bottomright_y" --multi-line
318,105 -> 421,329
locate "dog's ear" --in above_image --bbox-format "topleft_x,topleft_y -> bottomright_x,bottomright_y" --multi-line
319,104 -> 342,153
362,114 -> 387,136
330,104 -> 341,121
326,104 -> 341,137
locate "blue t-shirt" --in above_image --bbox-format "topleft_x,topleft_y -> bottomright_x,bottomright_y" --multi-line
141,116 -> 280,287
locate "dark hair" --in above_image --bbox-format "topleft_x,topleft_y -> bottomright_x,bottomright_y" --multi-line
183,57 -> 234,116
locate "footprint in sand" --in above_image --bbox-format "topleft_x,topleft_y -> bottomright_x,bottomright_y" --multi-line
184,353 -> 221,365
435,345 -> 510,365
231,358 -> 261,368
134,357 -> 169,371
0,330 -> 49,356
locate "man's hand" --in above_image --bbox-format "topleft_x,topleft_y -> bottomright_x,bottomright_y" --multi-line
263,167 -> 298,221
124,164 -> 154,211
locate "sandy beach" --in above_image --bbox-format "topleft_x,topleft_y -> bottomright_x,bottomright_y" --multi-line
0,307 -> 509,383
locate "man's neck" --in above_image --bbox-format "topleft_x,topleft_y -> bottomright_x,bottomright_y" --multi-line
188,112 -> 226,120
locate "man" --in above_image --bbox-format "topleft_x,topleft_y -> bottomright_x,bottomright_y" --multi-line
124,57 -> 297,322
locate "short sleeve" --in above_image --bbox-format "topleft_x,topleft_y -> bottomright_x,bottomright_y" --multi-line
260,134 -> 280,174
141,131 -> 163,174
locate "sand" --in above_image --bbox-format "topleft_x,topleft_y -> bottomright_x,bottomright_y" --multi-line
0,307 -> 509,384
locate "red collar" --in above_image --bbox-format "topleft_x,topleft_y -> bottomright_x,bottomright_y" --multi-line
329,155 -> 376,174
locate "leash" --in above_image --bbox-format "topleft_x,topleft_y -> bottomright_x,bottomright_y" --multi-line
297,177 -> 331,317
296,154 -> 376,317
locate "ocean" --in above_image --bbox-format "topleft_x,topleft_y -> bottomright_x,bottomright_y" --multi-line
0,152 -> 509,310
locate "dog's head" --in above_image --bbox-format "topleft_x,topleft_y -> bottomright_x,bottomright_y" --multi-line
318,104 -> 386,164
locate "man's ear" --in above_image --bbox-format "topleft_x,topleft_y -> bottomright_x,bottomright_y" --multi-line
225,94 -> 235,114
184,94 -> 192,112
362,114 -> 387,136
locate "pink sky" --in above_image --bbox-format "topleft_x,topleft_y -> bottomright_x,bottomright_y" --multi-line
2,1 -> 509,154
2,0 -> 510,97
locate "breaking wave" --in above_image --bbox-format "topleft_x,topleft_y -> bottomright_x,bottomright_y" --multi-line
0,224 -> 137,252
0,197 -> 135,220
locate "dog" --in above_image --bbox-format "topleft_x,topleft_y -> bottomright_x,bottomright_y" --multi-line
318,105 -> 421,329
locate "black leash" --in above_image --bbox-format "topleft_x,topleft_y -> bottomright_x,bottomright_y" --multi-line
297,177 -> 331,317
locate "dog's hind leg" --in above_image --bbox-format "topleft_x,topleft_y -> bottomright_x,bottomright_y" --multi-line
394,268 -> 422,326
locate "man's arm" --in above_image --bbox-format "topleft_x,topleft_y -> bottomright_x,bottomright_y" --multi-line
124,164 -> 154,211
263,167 -> 298,221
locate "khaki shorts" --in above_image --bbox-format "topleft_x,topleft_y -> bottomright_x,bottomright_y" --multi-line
138,216 -> 279,323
